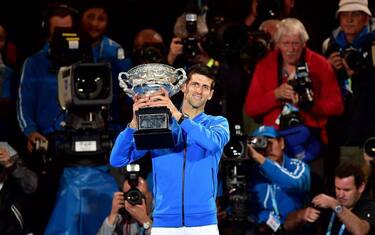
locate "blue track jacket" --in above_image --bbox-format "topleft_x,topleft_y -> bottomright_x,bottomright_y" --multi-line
248,155 -> 310,224
110,112 -> 230,227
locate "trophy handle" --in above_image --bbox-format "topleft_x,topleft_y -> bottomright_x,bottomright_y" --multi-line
170,68 -> 187,96
118,72 -> 135,97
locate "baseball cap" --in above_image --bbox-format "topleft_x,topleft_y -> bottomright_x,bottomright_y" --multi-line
336,0 -> 372,17
251,125 -> 280,138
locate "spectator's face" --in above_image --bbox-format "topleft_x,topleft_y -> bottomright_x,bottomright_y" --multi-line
265,137 -> 284,164
277,34 -> 304,66
81,8 -> 108,42
339,11 -> 369,39
335,176 -> 365,209
48,15 -> 73,41
182,74 -> 214,110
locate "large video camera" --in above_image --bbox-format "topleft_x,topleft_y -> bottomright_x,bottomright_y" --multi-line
222,125 -> 252,221
54,62 -> 114,159
182,13 -> 199,58
288,62 -> 314,110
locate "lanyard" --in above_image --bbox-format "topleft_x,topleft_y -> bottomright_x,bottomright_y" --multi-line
269,184 -> 280,218
326,212 -> 346,235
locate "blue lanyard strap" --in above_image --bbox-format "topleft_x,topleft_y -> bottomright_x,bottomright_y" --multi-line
269,184 -> 280,218
326,212 -> 346,235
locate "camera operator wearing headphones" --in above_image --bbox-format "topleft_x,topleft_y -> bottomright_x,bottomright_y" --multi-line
322,0 -> 375,168
246,125 -> 310,234
245,18 -> 343,143
98,175 -> 153,235
284,162 -> 375,235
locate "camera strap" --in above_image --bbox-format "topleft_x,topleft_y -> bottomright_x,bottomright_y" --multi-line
326,212 -> 346,235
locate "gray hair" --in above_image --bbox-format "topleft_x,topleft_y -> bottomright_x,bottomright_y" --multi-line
273,18 -> 309,44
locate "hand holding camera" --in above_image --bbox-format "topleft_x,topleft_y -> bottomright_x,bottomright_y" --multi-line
247,138 -> 267,164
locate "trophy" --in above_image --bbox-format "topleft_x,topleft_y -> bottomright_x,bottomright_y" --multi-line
118,63 -> 187,149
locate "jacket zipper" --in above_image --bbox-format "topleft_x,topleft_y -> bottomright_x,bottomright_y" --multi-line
182,143 -> 187,226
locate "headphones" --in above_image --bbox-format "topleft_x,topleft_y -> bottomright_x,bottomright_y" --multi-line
41,3 -> 80,35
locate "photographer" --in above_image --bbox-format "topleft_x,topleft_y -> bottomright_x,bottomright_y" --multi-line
245,18 -> 343,144
246,125 -> 310,234
322,0 -> 375,167
97,175 -> 153,235
284,162 -> 375,235
0,144 -> 37,235
167,12 -> 211,69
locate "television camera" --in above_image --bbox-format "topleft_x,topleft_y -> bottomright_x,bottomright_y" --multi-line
55,62 -> 114,160
221,125 -> 252,222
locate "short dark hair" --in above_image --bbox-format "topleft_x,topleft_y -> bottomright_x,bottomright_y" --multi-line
42,3 -> 79,33
334,162 -> 365,188
187,64 -> 215,89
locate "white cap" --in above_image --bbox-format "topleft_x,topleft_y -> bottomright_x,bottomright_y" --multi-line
336,0 -> 372,17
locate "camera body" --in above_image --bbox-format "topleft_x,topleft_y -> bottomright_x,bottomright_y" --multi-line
340,47 -> 369,72
182,13 -> 199,58
123,164 -> 143,206
288,62 -> 314,110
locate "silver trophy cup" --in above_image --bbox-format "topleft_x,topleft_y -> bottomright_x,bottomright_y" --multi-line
118,63 -> 187,149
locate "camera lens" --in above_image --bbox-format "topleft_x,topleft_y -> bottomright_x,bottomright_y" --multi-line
364,137 -> 375,158
125,188 -> 143,205
74,65 -> 111,100
248,136 -> 268,151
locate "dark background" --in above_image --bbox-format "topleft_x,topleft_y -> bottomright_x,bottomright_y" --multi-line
1,0 -> 374,60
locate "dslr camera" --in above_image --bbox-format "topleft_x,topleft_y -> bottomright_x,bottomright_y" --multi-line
182,13 -> 199,58
123,164 -> 143,205
340,47 -> 370,73
248,136 -> 268,152
288,62 -> 314,110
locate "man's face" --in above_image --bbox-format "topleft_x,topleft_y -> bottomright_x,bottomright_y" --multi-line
265,137 -> 284,164
339,11 -> 369,39
48,15 -> 73,41
182,73 -> 214,110
277,34 -> 305,66
81,8 -> 108,41
335,176 -> 365,209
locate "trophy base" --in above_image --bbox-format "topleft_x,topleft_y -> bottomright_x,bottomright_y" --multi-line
134,128 -> 175,149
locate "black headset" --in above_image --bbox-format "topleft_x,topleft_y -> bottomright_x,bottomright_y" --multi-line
41,3 -> 80,36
